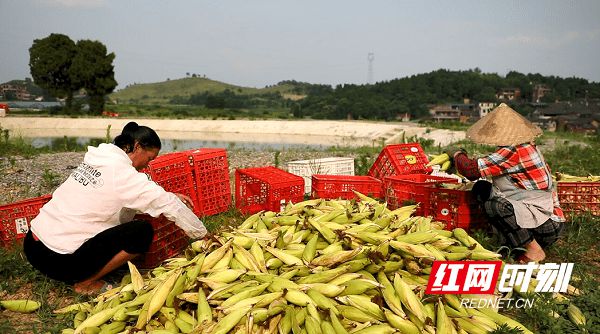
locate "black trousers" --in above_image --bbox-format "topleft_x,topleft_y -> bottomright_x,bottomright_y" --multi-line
483,196 -> 564,249
24,220 -> 153,284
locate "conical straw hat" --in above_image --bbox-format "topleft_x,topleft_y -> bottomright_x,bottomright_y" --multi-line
466,103 -> 542,146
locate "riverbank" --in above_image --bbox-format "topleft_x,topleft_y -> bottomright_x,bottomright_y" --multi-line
0,117 -> 465,147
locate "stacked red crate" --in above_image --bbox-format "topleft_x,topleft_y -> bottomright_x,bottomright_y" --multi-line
182,148 -> 232,216
384,174 -> 458,215
368,143 -> 432,180
145,152 -> 199,215
311,174 -> 383,200
426,184 -> 487,231
0,194 -> 52,248
132,214 -> 188,269
557,181 -> 600,219
235,166 -> 304,214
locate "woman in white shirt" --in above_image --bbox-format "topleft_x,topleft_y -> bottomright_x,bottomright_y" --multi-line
24,122 -> 207,294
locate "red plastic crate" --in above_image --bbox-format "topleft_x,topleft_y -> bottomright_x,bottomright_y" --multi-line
384,174 -> 458,215
133,214 -> 188,269
183,148 -> 232,216
146,152 -> 200,216
426,184 -> 487,231
0,195 -> 52,248
557,181 -> 600,218
235,166 -> 304,214
368,143 -> 432,180
311,175 -> 383,200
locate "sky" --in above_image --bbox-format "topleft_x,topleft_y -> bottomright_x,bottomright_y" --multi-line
1,0 -> 600,90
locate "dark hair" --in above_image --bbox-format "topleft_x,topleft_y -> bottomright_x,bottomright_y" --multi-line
113,122 -> 161,153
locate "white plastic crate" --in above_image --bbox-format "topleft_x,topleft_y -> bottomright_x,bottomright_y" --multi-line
287,157 -> 355,194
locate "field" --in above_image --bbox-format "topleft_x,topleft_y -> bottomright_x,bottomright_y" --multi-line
0,129 -> 599,333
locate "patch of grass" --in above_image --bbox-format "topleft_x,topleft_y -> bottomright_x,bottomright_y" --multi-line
0,246 -> 82,333
543,141 -> 600,175
469,216 -> 600,333
354,153 -> 373,176
200,206 -> 245,233
0,128 -> 41,158
546,214 -> 600,267
42,168 -> 61,188
509,292 -> 579,333
274,151 -> 281,168
489,323 -> 526,334
0,127 -> 94,158
419,120 -> 471,131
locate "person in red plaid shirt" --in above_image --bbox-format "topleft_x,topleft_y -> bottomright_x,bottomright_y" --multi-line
450,103 -> 565,263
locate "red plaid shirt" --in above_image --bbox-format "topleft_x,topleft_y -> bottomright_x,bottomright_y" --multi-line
477,143 -> 564,220
478,144 -> 551,190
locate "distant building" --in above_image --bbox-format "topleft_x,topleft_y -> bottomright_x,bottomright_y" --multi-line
530,116 -> 557,132
429,99 -> 477,123
565,121 -> 597,134
0,83 -> 31,100
429,105 -> 460,122
532,84 -> 552,103
531,100 -> 600,132
496,88 -> 521,101
478,102 -> 496,118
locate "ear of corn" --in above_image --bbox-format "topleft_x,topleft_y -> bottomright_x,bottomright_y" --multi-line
302,234 -> 319,264
127,261 -> 145,294
201,239 -> 234,271
567,303 -> 586,327
74,307 -> 121,334
265,246 -> 303,266
0,299 -> 41,313
52,197 -> 567,334
426,153 -> 450,167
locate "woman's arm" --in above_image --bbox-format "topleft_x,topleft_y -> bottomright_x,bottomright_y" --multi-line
452,151 -> 481,181
114,170 -> 207,239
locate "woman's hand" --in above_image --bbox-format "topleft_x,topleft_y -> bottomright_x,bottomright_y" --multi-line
175,193 -> 195,210
445,147 -> 468,160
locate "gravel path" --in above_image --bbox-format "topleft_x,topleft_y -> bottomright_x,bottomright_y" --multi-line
0,149 -> 359,205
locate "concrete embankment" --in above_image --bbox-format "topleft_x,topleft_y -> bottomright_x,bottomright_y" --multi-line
0,117 -> 465,146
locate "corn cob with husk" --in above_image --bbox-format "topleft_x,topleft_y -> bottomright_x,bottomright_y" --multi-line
53,192 -> 585,334
0,299 -> 41,313
555,172 -> 600,182
426,153 -> 451,168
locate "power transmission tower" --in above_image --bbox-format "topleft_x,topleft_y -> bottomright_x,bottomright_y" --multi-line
367,53 -> 374,84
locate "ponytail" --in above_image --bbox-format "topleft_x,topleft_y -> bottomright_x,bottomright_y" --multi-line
113,122 -> 161,153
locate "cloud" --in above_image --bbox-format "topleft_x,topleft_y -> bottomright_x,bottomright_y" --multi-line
500,29 -> 598,49
39,0 -> 106,8
586,28 -> 600,41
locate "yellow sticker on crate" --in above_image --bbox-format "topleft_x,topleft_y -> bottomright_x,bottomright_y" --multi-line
405,155 -> 417,164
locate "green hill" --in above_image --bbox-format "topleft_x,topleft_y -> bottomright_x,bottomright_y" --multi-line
110,77 -> 303,104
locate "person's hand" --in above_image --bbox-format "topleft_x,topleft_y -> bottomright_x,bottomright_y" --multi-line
175,193 -> 195,210
445,147 -> 468,160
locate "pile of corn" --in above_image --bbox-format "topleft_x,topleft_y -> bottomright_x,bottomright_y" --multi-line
555,172 -> 600,182
53,193 -> 584,334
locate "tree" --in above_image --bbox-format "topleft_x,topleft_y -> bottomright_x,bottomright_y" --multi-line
29,34 -> 117,114
205,95 -> 226,109
70,39 -> 117,114
29,33 -> 77,109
